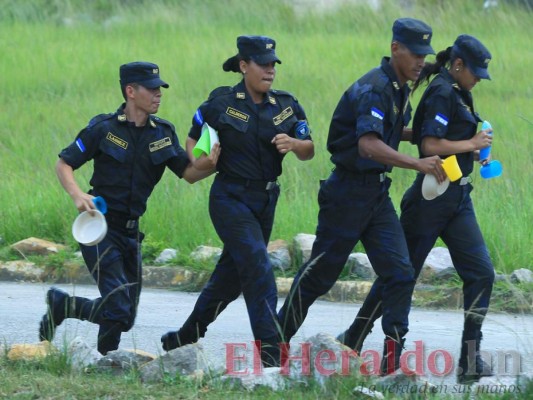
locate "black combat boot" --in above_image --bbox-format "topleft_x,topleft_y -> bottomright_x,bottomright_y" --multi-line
457,330 -> 493,384
97,321 -> 124,355
259,337 -> 281,368
336,318 -> 375,354
161,317 -> 207,352
161,328 -> 198,351
38,287 -> 70,341
380,337 -> 405,375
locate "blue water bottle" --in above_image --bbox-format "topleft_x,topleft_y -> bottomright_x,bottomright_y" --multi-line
478,121 -> 492,162
478,120 -> 503,179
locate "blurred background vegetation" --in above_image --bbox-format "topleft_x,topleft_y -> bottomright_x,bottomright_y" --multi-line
0,0 -> 531,275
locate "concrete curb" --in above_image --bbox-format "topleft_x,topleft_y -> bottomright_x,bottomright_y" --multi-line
0,260 -> 465,309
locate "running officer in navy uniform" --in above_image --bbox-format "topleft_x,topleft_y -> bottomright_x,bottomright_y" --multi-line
277,18 -> 445,375
161,35 -> 314,367
339,35 -> 495,383
39,62 -> 219,354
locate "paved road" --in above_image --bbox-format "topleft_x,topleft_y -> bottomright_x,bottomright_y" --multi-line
1,282 -> 531,385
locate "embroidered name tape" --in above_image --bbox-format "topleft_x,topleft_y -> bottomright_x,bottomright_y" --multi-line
273,107 -> 294,125
149,137 -> 172,152
106,132 -> 128,149
226,107 -> 249,122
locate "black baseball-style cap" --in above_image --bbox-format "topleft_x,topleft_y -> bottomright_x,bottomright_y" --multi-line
392,18 -> 435,55
452,34 -> 492,80
119,61 -> 169,89
237,35 -> 281,65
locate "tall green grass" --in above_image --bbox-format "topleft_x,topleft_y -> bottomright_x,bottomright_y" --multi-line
0,0 -> 531,274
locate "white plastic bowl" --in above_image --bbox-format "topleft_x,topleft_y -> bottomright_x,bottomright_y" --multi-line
421,174 -> 450,201
72,210 -> 107,246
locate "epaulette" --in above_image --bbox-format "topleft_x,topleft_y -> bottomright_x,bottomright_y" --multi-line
87,113 -> 114,128
372,74 -> 392,93
208,86 -> 233,100
151,115 -> 175,130
271,89 -> 298,101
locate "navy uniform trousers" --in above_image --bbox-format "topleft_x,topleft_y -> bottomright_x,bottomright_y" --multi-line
74,225 -> 143,353
278,170 -> 416,343
345,175 -> 495,342
178,177 -> 281,358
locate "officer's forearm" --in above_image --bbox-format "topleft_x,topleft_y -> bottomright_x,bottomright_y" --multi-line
56,158 -> 84,199
182,163 -> 215,184
401,128 -> 413,142
292,139 -> 315,161
358,133 -> 419,170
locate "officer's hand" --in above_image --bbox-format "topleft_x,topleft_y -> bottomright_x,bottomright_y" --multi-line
74,193 -> 97,214
471,128 -> 492,151
206,142 -> 221,167
271,134 -> 294,154
473,149 -> 492,166
417,156 -> 447,183
194,143 -> 220,170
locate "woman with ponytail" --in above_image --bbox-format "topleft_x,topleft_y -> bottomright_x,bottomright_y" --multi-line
161,35 -> 314,367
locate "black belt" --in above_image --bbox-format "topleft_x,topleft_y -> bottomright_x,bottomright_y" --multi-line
334,168 -> 387,183
217,174 -> 279,191
450,176 -> 471,186
105,211 -> 139,230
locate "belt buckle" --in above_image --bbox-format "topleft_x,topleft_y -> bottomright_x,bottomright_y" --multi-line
126,220 -> 136,229
459,176 -> 470,185
265,181 -> 277,190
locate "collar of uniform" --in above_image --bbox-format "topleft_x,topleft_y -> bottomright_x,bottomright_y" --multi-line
380,57 -> 403,92
440,67 -> 458,89
235,79 -> 277,106
381,57 -> 411,102
147,116 -> 157,128
116,104 -> 127,122
235,80 -> 247,101
441,67 -> 470,96
115,104 -> 157,128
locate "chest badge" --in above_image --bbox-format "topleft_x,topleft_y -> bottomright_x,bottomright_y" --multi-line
226,107 -> 249,122
149,137 -> 172,152
273,106 -> 294,125
106,132 -> 128,149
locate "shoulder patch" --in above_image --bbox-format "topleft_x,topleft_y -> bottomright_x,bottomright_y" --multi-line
87,113 -> 114,128
271,89 -> 298,102
208,86 -> 233,100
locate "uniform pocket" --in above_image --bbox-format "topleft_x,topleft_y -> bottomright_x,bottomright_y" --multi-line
149,145 -> 178,165
218,112 -> 249,134
456,105 -> 477,125
99,139 -> 128,163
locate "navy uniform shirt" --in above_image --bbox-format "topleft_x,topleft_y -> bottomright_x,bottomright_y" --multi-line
327,57 -> 412,174
189,80 -> 311,181
413,68 -> 481,176
59,104 -> 190,218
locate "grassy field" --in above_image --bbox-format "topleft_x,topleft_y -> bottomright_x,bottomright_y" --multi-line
1,1 -> 532,398
0,0 -> 531,278
1,352 -> 531,399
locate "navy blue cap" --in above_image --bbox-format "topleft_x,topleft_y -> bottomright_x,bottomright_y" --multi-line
237,35 -> 281,65
452,34 -> 492,80
119,61 -> 169,89
392,18 -> 435,55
